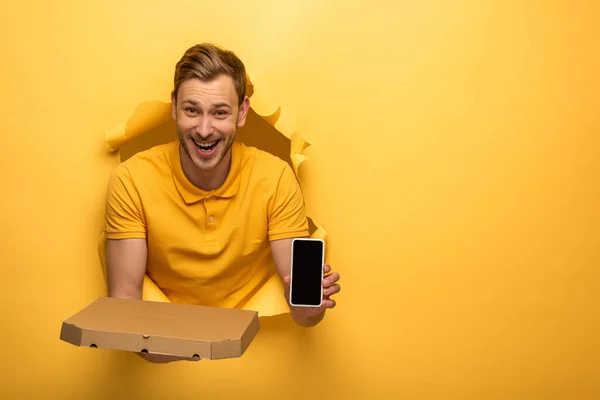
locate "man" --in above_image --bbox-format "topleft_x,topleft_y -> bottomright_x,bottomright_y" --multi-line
104,43 -> 341,362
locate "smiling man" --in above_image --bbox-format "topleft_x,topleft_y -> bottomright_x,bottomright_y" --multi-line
103,43 -> 341,362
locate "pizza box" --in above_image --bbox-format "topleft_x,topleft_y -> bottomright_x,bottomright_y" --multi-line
60,297 -> 260,360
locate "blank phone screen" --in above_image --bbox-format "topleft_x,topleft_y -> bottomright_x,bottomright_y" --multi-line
291,239 -> 324,306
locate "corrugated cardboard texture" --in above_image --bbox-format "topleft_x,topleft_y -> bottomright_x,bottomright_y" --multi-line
60,297 -> 260,360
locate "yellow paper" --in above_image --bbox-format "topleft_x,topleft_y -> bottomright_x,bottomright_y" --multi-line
309,222 -> 327,241
260,106 -> 281,126
289,131 -> 311,176
245,73 -> 255,98
141,275 -> 171,303
105,101 -> 172,152
241,272 -> 289,317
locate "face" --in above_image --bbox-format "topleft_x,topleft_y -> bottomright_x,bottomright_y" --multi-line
172,75 -> 249,173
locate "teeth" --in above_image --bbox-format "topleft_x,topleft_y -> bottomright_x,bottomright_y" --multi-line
194,140 -> 217,148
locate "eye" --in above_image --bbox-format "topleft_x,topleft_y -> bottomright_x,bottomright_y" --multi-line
215,110 -> 228,117
185,108 -> 197,114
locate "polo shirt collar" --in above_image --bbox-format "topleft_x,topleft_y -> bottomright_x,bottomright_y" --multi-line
170,140 -> 244,204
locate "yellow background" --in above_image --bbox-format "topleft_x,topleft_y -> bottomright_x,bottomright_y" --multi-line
1,0 -> 598,398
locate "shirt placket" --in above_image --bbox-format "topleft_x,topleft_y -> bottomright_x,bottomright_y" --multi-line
203,195 -> 217,244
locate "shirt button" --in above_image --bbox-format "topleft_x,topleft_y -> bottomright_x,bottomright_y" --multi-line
208,215 -> 215,223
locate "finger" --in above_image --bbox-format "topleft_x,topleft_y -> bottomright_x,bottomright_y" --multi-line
323,272 -> 340,287
323,264 -> 331,274
283,275 -> 291,286
324,284 -> 341,297
322,299 -> 336,309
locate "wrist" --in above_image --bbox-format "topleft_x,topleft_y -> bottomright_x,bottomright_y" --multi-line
289,307 -> 325,327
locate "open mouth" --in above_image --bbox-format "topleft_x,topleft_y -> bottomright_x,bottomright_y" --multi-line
192,138 -> 220,154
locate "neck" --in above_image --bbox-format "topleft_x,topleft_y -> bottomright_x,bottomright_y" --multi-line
179,144 -> 232,191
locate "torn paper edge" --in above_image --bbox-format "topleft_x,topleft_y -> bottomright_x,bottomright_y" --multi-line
102,74 -> 327,317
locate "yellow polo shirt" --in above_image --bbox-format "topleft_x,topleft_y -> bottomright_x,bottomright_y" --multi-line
104,140 -> 309,308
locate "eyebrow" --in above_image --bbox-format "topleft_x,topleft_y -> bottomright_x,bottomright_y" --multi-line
182,99 -> 231,109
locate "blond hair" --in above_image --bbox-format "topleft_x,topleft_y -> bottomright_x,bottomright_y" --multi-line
173,43 -> 247,105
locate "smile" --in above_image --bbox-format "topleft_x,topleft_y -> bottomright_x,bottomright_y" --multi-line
192,138 -> 220,153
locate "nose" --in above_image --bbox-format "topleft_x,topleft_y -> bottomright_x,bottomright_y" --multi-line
196,116 -> 214,139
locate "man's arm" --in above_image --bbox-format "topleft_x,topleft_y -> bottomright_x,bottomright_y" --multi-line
106,237 -> 198,363
104,164 -> 148,300
266,164 -> 340,326
105,238 -> 147,299
270,238 -> 340,327
103,167 -> 197,363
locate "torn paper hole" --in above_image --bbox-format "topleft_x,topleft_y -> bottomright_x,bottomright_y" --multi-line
101,74 -> 326,317
105,101 -> 172,153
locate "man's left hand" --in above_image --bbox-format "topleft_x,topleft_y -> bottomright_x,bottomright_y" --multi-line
283,264 -> 341,326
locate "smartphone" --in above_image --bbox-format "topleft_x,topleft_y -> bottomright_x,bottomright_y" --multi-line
289,238 -> 325,307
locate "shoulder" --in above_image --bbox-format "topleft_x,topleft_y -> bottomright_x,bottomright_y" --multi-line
240,143 -> 294,183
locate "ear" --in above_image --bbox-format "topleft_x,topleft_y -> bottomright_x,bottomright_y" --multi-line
236,96 -> 250,128
170,91 -> 177,120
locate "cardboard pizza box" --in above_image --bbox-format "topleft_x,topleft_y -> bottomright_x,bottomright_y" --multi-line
60,297 -> 260,360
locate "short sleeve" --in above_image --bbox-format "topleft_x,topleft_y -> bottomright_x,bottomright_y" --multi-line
104,164 -> 147,239
268,164 -> 310,241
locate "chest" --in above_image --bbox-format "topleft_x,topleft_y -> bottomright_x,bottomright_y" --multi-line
144,190 -> 269,262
